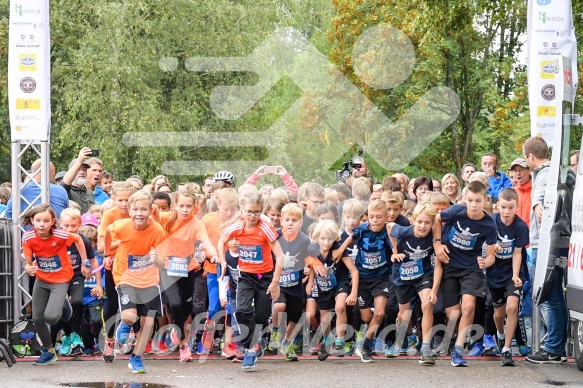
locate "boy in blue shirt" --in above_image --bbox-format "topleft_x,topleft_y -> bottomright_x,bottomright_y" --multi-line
487,188 -> 529,366
432,181 -> 497,367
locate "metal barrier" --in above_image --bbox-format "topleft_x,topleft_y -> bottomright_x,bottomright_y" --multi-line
0,219 -> 13,340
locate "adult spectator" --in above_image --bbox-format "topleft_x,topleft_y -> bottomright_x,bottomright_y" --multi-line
61,147 -> 96,213
441,173 -> 460,205
481,153 -> 512,200
213,170 -> 235,187
571,150 -> 579,174
523,136 -> 568,364
510,158 -> 532,228
391,173 -> 409,193
86,158 -> 108,205
151,175 -> 170,191
5,159 -> 69,219
202,176 -> 214,198
53,171 -> 66,185
461,163 -> 477,186
245,165 -> 298,194
344,156 -> 369,188
432,178 -> 442,192
381,176 -> 402,194
412,176 -> 433,203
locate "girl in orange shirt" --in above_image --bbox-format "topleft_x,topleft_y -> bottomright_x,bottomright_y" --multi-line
218,192 -> 284,370
158,186 -> 218,362
22,204 -> 90,365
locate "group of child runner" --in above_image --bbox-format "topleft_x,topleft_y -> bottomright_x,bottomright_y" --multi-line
20,163 -> 531,373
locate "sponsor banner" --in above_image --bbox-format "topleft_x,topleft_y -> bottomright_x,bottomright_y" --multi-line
8,0 -> 50,141
527,0 -> 578,145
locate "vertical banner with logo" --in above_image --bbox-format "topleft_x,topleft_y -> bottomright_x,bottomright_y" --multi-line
527,0 -> 578,145
8,0 -> 51,141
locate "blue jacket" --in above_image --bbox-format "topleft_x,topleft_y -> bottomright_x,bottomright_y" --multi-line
93,186 -> 110,205
488,171 -> 513,200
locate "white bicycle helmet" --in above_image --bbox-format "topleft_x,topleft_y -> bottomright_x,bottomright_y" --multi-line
213,170 -> 235,185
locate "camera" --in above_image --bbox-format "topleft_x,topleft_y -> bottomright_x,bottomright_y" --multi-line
336,161 -> 353,182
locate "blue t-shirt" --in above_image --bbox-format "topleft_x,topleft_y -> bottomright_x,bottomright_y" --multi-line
83,252 -> 105,305
352,223 -> 391,279
390,224 -> 434,286
5,182 -> 69,219
487,213 -> 529,288
440,204 -> 497,270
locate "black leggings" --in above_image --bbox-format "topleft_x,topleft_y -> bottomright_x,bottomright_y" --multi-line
160,270 -> 196,341
104,269 -> 119,338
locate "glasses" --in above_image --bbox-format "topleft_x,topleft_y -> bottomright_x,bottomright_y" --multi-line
245,210 -> 262,216
309,198 -> 324,206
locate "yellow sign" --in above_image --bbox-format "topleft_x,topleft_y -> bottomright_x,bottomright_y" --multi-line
537,106 -> 556,117
540,61 -> 555,80
16,98 -> 41,110
19,54 -> 37,72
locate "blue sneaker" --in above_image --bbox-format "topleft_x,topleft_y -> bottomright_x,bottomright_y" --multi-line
385,344 -> 400,358
59,335 -> 72,356
374,338 -> 385,356
468,342 -> 484,356
116,322 -> 131,345
242,350 -> 257,370
196,341 -> 210,355
128,354 -> 146,373
33,349 -> 58,365
451,350 -> 467,367
482,335 -> 497,356
519,345 -> 532,356
61,299 -> 72,322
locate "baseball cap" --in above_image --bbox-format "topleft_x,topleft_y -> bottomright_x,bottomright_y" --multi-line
81,213 -> 99,227
352,156 -> 364,166
69,158 -> 90,170
510,158 -> 528,170
54,171 -> 66,181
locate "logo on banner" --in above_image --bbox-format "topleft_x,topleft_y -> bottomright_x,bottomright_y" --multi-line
19,55 -> 37,71
536,122 -> 555,128
537,0 -> 551,4
564,69 -> 573,86
15,99 -> 40,110
541,84 -> 555,101
19,77 -> 37,93
537,106 -> 556,117
14,4 -> 41,16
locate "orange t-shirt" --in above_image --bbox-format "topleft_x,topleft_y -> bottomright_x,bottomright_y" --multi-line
109,219 -> 166,288
159,212 -> 210,272
23,229 -> 76,284
99,207 -> 129,270
201,212 -> 225,274
224,219 -> 277,274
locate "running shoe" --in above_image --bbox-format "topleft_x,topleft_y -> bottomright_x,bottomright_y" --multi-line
201,319 -> 215,351
242,350 -> 256,370
385,344 -> 400,358
317,342 -> 329,361
468,342 -> 484,357
501,350 -> 515,366
221,342 -> 237,359
482,335 -> 498,356
59,335 -> 72,356
102,341 -> 115,363
232,348 -> 245,363
451,349 -> 467,367
115,322 -> 131,345
179,345 -> 192,363
196,341 -> 210,356
33,349 -> 58,365
331,341 -> 345,357
344,341 -> 354,356
419,348 -> 436,366
268,329 -> 280,352
280,344 -> 299,361
355,346 -> 373,363
526,349 -> 562,364
374,338 -> 385,356
128,354 -> 146,373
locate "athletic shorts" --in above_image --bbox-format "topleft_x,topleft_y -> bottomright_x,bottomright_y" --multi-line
318,279 -> 351,311
441,266 -> 486,308
395,271 -> 433,305
117,285 -> 163,317
275,289 -> 304,324
489,282 -> 522,308
358,276 -> 391,309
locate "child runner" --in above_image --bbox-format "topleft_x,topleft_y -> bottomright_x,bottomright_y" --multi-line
104,190 -> 167,373
432,181 -> 497,367
218,192 -> 285,370
158,186 -> 219,362
263,197 -> 285,229
300,183 -> 325,234
487,188 -> 528,366
307,219 -> 358,361
22,204 -> 94,365
333,199 -> 393,363
387,202 -> 440,365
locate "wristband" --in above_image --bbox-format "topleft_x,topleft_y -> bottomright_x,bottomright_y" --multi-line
83,260 -> 92,268
432,238 -> 440,243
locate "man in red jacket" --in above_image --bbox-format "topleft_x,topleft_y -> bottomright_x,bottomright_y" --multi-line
510,158 -> 532,228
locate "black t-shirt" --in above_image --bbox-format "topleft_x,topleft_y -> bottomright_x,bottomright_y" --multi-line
309,241 -> 348,293
301,213 -> 315,234
390,224 -> 434,286
278,231 -> 312,297
68,233 -> 94,277
487,214 -> 529,288
395,214 -> 411,227
440,204 -> 497,270
225,250 -> 240,292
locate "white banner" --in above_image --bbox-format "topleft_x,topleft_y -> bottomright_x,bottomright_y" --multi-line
527,0 -> 578,145
8,0 -> 51,141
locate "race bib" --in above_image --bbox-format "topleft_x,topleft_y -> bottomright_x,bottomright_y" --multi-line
167,257 -> 189,277
448,228 -> 477,250
84,275 -> 97,288
311,283 -> 319,298
399,259 -> 424,281
497,239 -> 515,259
316,273 -> 337,292
194,241 -> 205,264
279,270 -> 301,287
36,255 -> 62,273
127,254 -> 152,271
239,245 -> 263,264
68,252 -> 80,269
361,251 -> 386,269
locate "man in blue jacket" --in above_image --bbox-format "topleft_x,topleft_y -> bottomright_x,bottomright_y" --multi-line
481,153 -> 513,201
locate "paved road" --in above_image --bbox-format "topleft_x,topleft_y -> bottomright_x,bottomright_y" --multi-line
2,356 -> 583,388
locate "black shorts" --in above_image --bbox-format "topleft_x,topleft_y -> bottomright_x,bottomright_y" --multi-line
116,285 -> 163,318
489,282 -> 522,308
275,289 -> 304,323
395,271 -> 433,305
441,266 -> 486,309
318,279 -> 351,311
358,276 -> 391,309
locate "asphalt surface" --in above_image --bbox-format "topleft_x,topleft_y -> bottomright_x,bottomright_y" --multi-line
2,355 -> 583,388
